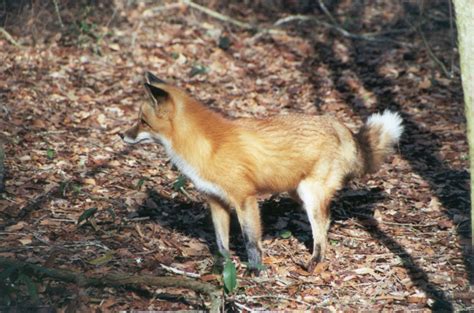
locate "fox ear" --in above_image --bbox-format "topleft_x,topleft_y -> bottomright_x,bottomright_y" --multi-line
145,71 -> 166,85
144,83 -> 169,107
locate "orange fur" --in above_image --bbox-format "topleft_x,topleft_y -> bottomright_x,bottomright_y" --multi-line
122,72 -> 403,272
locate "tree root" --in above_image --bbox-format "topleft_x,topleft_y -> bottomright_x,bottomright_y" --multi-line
0,257 -> 223,312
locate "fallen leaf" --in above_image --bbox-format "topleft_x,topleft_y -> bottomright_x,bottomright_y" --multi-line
6,221 -> 27,232
418,77 -> 432,89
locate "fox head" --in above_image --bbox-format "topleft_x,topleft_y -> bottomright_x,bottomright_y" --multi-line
120,72 -> 176,144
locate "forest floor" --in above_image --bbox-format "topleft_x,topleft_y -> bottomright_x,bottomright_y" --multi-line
0,0 -> 472,311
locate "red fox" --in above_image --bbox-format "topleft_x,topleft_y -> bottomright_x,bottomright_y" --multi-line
120,72 -> 403,272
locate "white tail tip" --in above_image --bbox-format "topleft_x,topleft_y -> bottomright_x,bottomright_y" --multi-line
366,110 -> 403,142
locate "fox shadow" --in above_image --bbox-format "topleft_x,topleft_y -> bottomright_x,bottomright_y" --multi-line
138,187 -> 376,262
138,182 -> 451,310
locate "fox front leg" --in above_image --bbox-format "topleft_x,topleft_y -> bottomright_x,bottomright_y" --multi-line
208,197 -> 231,258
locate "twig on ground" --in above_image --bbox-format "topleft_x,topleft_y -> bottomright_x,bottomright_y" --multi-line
131,20 -> 143,50
13,182 -> 67,222
52,0 -> 64,29
0,240 -> 110,253
37,130 -> 68,136
378,220 -> 439,228
233,300 -> 255,312
180,187 -> 198,202
417,26 -> 452,78
181,0 -> 255,30
160,263 -> 201,278
143,2 -> 183,16
402,15 -> 452,78
273,14 -> 315,27
0,27 -> 22,47
0,257 -> 222,312
105,6 -> 118,29
318,0 -> 339,26
237,294 -> 314,308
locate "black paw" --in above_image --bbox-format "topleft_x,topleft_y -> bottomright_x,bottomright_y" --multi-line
245,262 -> 266,276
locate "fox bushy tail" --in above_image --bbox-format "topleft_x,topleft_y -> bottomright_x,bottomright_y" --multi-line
354,110 -> 403,176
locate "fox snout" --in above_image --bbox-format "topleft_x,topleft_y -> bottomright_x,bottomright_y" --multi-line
120,123 -> 155,145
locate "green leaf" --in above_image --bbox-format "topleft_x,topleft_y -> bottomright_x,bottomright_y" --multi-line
72,184 -> 82,194
136,178 -> 145,190
46,148 -> 55,160
107,207 -> 116,222
222,259 -> 237,294
280,230 -> 292,239
190,64 -> 208,77
172,175 -> 186,191
17,274 -> 38,303
171,52 -> 179,59
88,251 -> 114,265
77,207 -> 98,224
218,36 -> 231,50
59,181 -> 68,196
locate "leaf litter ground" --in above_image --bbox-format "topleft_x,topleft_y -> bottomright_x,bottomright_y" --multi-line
0,1 -> 471,311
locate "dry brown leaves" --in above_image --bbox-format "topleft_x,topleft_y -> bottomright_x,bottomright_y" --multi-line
0,0 -> 471,311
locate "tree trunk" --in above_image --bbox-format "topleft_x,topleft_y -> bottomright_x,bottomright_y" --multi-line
453,0 -> 474,248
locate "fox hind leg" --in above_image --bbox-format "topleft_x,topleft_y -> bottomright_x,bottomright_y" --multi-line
289,190 -> 302,205
297,177 -> 339,272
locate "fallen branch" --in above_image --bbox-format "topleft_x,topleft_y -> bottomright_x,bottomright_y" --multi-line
274,14 -> 412,47
0,27 -> 21,47
417,27 -> 452,78
0,257 -> 222,312
402,14 -> 452,78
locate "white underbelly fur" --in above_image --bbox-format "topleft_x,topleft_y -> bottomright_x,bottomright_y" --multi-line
158,136 -> 227,201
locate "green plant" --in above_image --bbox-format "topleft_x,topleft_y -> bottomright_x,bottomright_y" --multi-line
0,264 -> 39,306
222,257 -> 237,294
